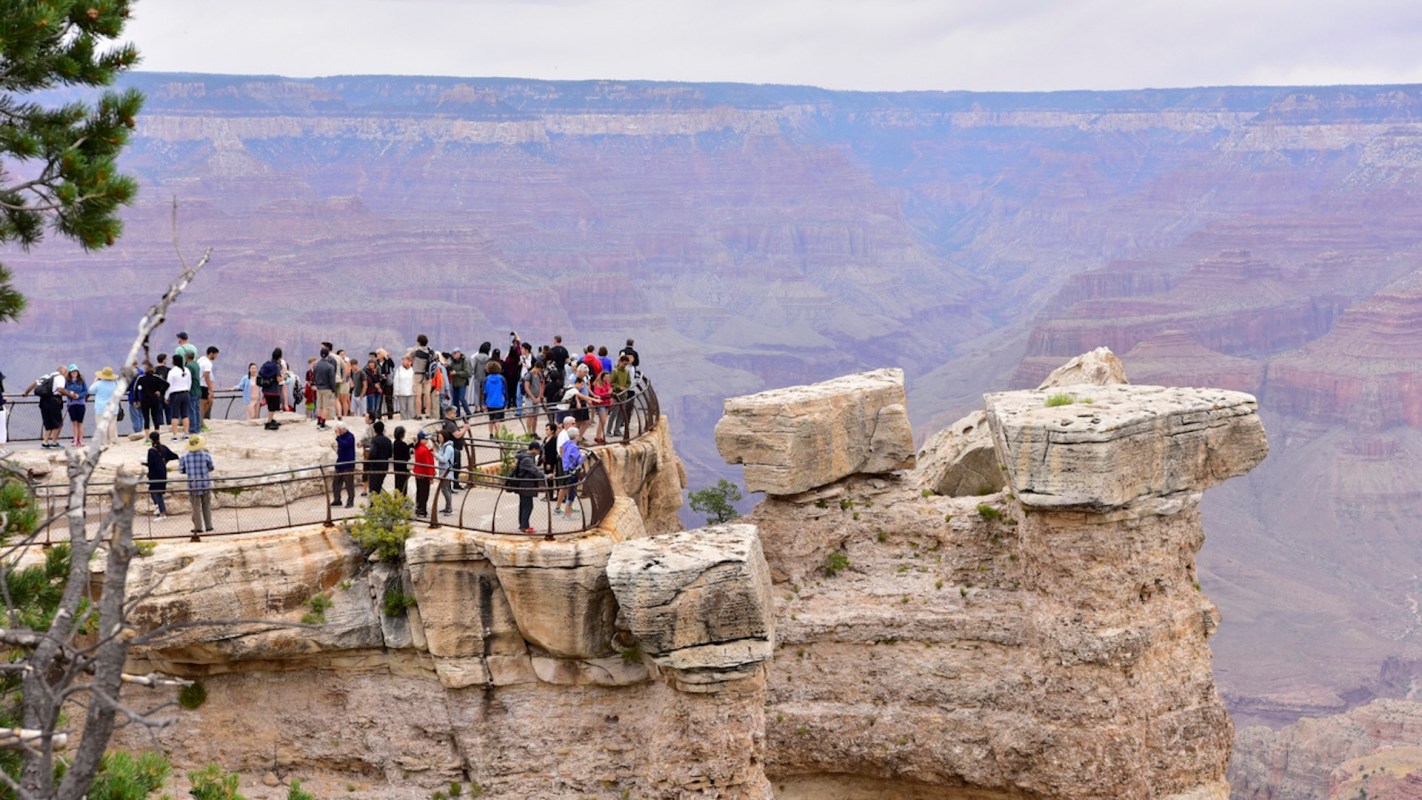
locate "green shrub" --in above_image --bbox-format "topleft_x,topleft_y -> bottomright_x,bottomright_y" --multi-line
823,551 -> 850,577
382,588 -> 418,617
302,594 -> 333,625
621,644 -> 642,664
1045,392 -> 1075,407
976,503 -> 1002,522
178,680 -> 208,710
85,751 -> 172,800
288,779 -> 316,800
346,491 -> 414,562
188,764 -> 245,800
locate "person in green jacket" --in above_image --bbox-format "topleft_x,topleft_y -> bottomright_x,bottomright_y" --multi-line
447,347 -> 472,416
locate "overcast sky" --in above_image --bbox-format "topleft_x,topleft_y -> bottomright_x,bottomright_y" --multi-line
125,0 -> 1422,92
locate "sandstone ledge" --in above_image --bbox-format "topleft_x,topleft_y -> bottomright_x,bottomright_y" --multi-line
714,368 -> 914,495
986,383 -> 1268,510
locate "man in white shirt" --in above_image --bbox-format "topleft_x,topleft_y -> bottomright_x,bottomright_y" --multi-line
197,346 -> 219,420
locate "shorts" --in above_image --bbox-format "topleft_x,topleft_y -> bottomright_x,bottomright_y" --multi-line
39,397 -> 63,431
488,405 -> 505,421
200,387 -> 211,400
264,392 -> 282,412
573,406 -> 589,423
168,392 -> 190,420
67,404 -> 86,423
316,388 -> 336,418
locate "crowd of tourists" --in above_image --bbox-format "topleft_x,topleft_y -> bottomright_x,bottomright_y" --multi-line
3,331 -> 643,537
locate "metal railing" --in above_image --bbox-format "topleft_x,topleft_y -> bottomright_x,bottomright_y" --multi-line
26,451 -> 614,544
3,389 -> 252,442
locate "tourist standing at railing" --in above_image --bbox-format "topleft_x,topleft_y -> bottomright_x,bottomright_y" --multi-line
391,425 -> 411,496
179,434 -> 215,534
174,333 -> 199,435
126,363 -> 144,435
21,365 -> 66,449
516,341 -> 534,409
555,428 -> 584,520
512,441 -> 546,535
330,422 -> 357,508
439,406 -> 470,491
394,357 -> 415,420
233,363 -> 259,421
257,350 -> 285,431
375,349 -> 396,420
471,342 -> 491,413
504,334 -> 523,411
312,348 -> 338,431
564,374 -> 593,438
406,334 -> 434,419
435,430 -> 456,516
412,431 -> 434,517
483,361 -> 507,437
145,431 -> 178,520
166,356 -> 191,442
368,420 -> 392,496
63,366 -> 87,447
136,356 -> 169,434
336,350 -> 354,420
540,356 -> 563,431
590,370 -> 613,445
619,338 -> 639,368
89,366 -> 120,446
361,358 -> 383,418
598,346 -> 613,375
197,346 -> 219,421
541,422 -> 561,502
184,350 -> 202,436
519,360 -> 545,436
609,355 -> 632,438
448,348 -> 472,417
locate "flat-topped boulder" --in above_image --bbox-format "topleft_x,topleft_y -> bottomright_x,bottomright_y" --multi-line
915,348 -> 1130,498
607,524 -> 774,691
714,368 -> 914,495
986,383 -> 1268,510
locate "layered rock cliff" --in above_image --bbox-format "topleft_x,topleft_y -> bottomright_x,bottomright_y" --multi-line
99,360 -> 1264,798
718,365 -> 1266,798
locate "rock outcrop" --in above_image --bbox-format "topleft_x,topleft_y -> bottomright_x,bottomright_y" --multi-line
739,363 -> 1263,799
114,439 -> 772,798
714,368 -> 915,495
986,383 -> 1267,510
607,524 -> 774,692
107,357 -> 1258,799
913,345 -> 1129,498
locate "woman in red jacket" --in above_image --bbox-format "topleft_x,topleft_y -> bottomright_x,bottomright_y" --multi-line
412,431 -> 436,517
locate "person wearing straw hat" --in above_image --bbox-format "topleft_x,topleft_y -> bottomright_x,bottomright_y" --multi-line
89,366 -> 121,446
178,434 -> 216,534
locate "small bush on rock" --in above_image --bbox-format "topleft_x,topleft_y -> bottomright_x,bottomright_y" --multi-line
347,491 -> 414,562
188,764 -> 245,800
823,551 -> 850,577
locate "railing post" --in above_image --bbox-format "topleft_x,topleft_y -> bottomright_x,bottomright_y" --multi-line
322,465 -> 334,527
429,476 -> 443,530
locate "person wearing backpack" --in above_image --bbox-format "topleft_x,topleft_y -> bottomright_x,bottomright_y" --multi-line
256,349 -> 285,431
512,440 -> 546,534
22,365 -> 67,449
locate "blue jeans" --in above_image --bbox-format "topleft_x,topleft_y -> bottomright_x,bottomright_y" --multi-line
452,385 -> 471,416
365,394 -> 382,415
188,393 -> 201,432
129,400 -> 143,433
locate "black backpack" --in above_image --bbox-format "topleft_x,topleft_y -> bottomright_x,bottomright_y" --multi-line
34,373 -> 57,397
